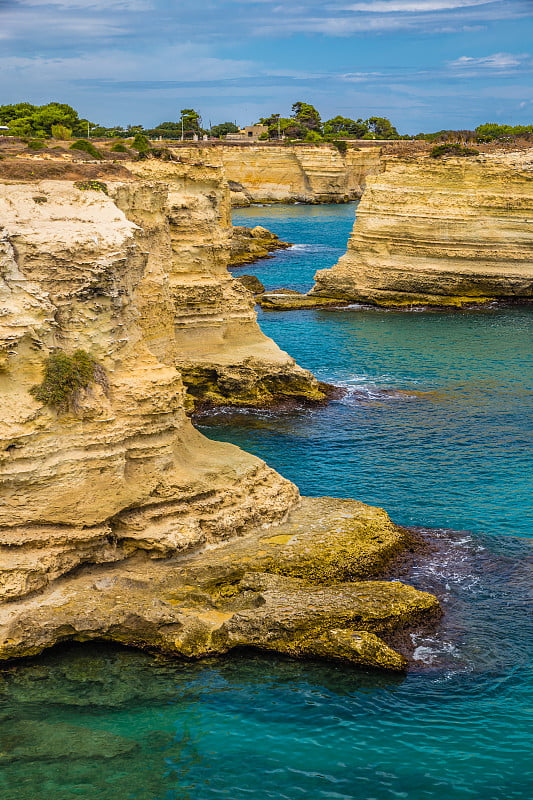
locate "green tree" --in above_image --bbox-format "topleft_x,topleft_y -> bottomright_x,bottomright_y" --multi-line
367,117 -> 399,139
210,122 -> 240,138
179,109 -> 203,138
291,101 -> 322,133
0,101 -> 90,138
51,124 -> 72,140
323,116 -> 368,137
475,122 -> 533,142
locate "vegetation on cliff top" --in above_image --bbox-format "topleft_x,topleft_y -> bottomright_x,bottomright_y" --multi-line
70,139 -> 103,159
430,143 -> 480,158
1,100 -> 530,146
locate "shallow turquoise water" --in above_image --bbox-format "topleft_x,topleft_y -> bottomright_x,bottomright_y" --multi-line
1,204 -> 532,800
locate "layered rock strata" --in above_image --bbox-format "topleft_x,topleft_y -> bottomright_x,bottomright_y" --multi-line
179,144 -> 382,205
0,156 -> 440,670
229,225 -> 291,267
125,158 -> 327,407
0,498 -> 440,670
0,177 -> 302,605
311,154 -> 533,307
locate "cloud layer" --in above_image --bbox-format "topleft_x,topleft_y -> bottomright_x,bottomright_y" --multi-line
0,0 -> 531,131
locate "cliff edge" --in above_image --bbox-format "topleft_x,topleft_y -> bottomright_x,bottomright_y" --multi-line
311,151 -> 533,307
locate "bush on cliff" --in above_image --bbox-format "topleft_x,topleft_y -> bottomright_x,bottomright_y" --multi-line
70,139 -> 103,159
430,143 -> 479,158
332,139 -> 348,155
30,350 -> 106,411
130,132 -> 150,153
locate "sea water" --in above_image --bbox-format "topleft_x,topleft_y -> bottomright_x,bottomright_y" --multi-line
1,204 -> 531,800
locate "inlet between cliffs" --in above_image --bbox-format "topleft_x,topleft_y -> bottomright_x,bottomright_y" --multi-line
0,201 -> 531,800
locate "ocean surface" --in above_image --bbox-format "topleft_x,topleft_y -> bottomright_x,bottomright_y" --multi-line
1,204 -> 532,800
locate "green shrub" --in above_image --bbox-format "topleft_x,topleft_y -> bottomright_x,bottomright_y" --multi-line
51,124 -> 72,140
32,196 -> 48,204
304,129 -> 323,143
70,139 -> 103,159
26,139 -> 45,150
130,133 -> 150,152
430,143 -> 479,158
110,141 -> 129,153
30,350 -> 105,411
332,139 -> 348,155
73,180 -> 108,194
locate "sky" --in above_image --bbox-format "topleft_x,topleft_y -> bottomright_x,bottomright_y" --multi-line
0,0 -> 532,134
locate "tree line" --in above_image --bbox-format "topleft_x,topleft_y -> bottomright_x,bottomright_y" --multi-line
0,101 -> 530,145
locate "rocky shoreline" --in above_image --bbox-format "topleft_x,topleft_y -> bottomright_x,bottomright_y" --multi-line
0,497 -> 440,671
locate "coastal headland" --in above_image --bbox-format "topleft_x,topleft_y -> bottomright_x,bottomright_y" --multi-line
0,144 -> 440,670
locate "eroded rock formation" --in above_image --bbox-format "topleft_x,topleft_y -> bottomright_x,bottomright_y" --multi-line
0,177 -> 301,605
180,143 -> 382,205
0,153 -> 440,669
229,225 -> 290,267
124,158 -> 327,407
311,152 -> 533,307
0,498 -> 439,670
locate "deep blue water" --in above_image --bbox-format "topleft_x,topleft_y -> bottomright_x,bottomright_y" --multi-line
1,204 -> 531,800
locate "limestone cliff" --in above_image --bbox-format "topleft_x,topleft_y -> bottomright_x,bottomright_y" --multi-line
0,178 -> 301,604
124,158 -> 327,407
312,152 -> 533,307
178,144 -> 382,205
0,165 -> 440,669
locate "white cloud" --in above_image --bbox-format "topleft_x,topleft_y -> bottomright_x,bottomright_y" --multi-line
18,0 -> 150,8
338,1 -> 499,12
449,52 -> 531,70
0,43 -> 255,84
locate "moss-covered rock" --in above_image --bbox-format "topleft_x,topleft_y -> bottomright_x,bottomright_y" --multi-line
181,363 -> 329,410
0,497 -> 441,672
230,225 -> 291,267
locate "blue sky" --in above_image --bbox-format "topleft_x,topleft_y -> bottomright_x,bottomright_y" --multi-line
0,0 -> 532,133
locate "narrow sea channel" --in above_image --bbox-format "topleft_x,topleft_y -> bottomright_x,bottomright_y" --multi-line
1,204 -> 531,800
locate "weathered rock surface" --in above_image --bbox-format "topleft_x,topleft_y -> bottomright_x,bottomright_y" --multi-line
0,152 -> 440,671
230,225 -> 291,267
235,274 -> 265,295
0,176 -> 302,604
179,144 -> 382,205
125,158 -> 327,407
259,291 -> 349,310
0,498 -> 440,671
312,153 -> 533,307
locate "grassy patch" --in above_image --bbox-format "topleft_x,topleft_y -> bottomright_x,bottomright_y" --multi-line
73,180 -> 108,194
430,143 -> 480,158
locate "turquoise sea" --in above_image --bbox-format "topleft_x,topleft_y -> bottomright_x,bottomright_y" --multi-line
1,204 -> 531,800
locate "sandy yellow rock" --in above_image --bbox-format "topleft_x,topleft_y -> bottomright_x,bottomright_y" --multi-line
0,176 -> 300,602
311,153 -> 533,306
178,144 -> 382,205
0,497 -> 440,671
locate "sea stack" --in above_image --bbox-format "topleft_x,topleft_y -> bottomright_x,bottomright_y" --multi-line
311,151 -> 533,307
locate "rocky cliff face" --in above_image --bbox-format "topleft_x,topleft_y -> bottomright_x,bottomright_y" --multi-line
0,154 -> 440,670
125,158 -> 327,407
0,175 -> 306,605
312,153 -> 533,306
179,144 -> 382,205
